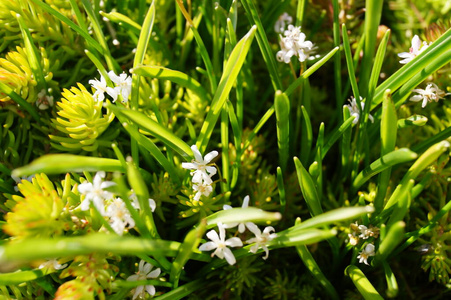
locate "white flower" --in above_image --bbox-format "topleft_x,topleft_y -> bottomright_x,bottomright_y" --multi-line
398,35 -> 430,64
89,72 -> 118,102
108,71 -> 132,102
130,192 -> 156,212
274,12 -> 292,34
245,223 -> 277,260
345,96 -> 374,124
409,82 -> 449,108
357,243 -> 376,265
276,25 -> 314,63
78,171 -> 116,214
127,260 -> 161,300
182,145 -> 218,184
199,222 -> 243,265
36,89 -> 54,110
193,181 -> 213,201
222,195 -> 251,233
38,258 -> 67,270
106,198 -> 135,235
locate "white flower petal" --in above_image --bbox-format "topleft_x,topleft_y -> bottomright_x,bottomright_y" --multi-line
222,247 -> 236,265
225,237 -> 243,248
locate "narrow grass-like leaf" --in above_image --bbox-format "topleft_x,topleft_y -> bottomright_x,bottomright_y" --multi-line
69,0 -> 88,33
220,109 -> 230,192
286,206 -> 374,233
285,47 -> 339,96
240,0 -> 282,91
294,157 -> 323,216
133,66 -> 208,101
108,104 -> 192,158
345,265 -> 384,300
383,262 -> 399,298
342,23 -> 360,102
100,11 -> 141,34
126,161 -> 159,238
206,207 -> 282,228
374,89 -> 397,212
295,0 -> 307,26
269,229 -> 336,248
0,83 -> 41,124
0,269 -> 50,285
384,141 -> 450,211
84,49 -> 109,82
16,14 -> 46,91
28,0 -> 103,54
352,148 -> 417,190
12,155 -> 124,177
296,244 -> 339,300
412,126 -> 451,153
372,221 -> 405,266
300,106 -> 313,166
332,0 -> 342,106
243,106 -> 274,149
154,279 -> 204,300
131,1 -> 155,109
197,26 -> 256,153
0,234 -> 211,263
359,0 -> 383,97
170,220 -> 207,287
275,91 -> 290,171
277,167 -> 286,210
322,116 -> 355,159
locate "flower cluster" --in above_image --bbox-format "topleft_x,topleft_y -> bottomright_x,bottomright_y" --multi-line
78,172 -> 156,235
274,12 -> 292,34
276,25 -> 315,63
89,70 -> 132,103
345,96 -> 374,124
199,196 -> 277,264
398,35 -> 430,64
182,145 -> 218,201
36,89 -> 54,110
126,260 -> 162,300
409,82 -> 449,108
348,222 -> 379,265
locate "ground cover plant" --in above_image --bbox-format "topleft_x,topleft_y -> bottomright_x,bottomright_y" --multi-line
0,0 -> 451,299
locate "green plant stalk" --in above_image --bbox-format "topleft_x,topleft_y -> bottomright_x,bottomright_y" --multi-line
295,0 -> 307,26
240,0 -> 282,91
296,243 -> 339,299
0,269 -> 52,285
300,106 -> 313,166
276,166 -> 286,212
359,0 -> 383,97
69,0 -> 88,33
226,100 -> 241,189
220,109 -> 230,192
332,0 -> 342,107
383,262 -> 399,298
81,0 -> 117,71
322,116 -> 355,159
342,23 -> 360,104
170,220 -> 207,288
345,265 -> 384,300
153,279 -> 205,300
0,83 -> 41,125
197,26 -> 256,153
206,207 -> 282,228
16,14 -> 46,92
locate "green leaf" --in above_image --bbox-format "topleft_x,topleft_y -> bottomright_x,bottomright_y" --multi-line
383,262 -> 399,298
206,207 -> 282,228
275,91 -> 290,171
372,221 -> 405,266
12,154 -> 124,177
107,104 -> 192,158
352,148 -> 417,190
342,23 -> 360,103
132,66 -> 208,101
294,157 -> 323,216
345,265 -> 384,300
153,279 -> 204,300
197,26 -> 256,153
16,14 -> 46,91
0,82 -> 41,125
0,269 -> 50,285
170,220 -> 207,287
